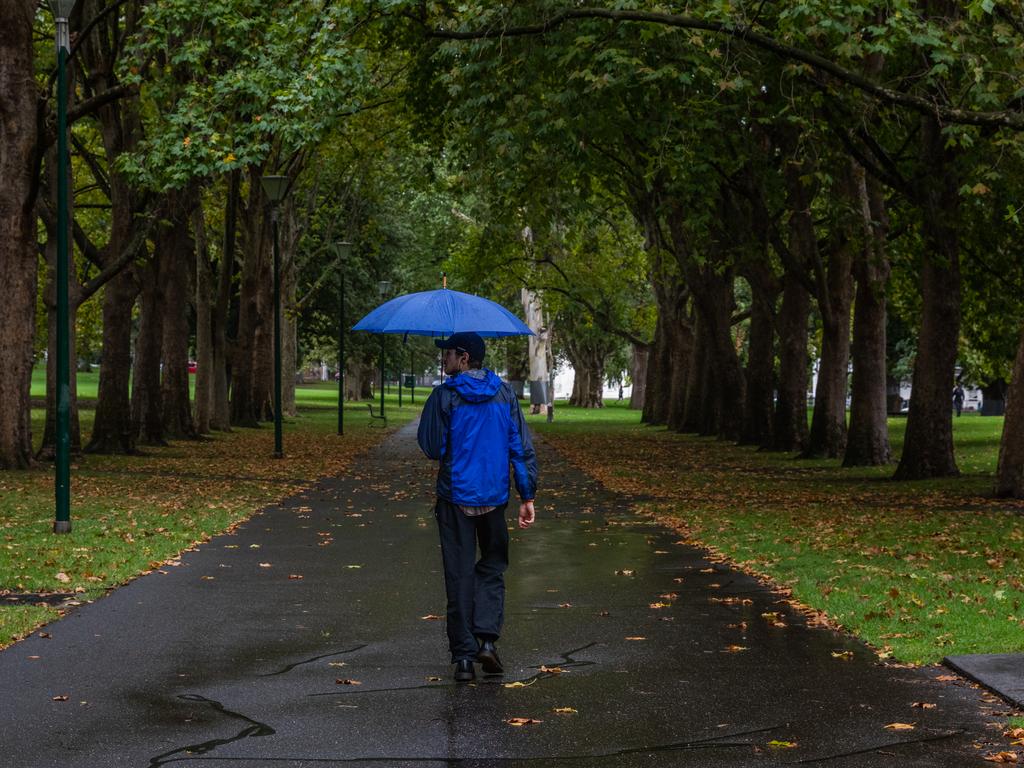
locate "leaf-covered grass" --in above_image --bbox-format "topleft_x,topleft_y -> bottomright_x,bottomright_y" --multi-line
1,387 -> 417,648
530,402 -> 1024,666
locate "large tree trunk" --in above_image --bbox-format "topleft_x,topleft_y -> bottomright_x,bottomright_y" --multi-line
629,343 -> 648,411
894,115 -> 961,480
522,288 -> 551,414
642,314 -> 670,424
844,166 -> 891,466
771,273 -> 810,452
193,202 -> 214,435
211,171 -> 238,431
691,268 -> 745,441
282,252 -> 298,417
740,265 -> 778,447
160,206 -> 197,440
0,1 -> 39,469
131,254 -> 165,446
681,320 -> 712,434
230,170 -> 266,427
803,240 -> 854,459
996,321 -> 1024,497
87,270 -> 137,453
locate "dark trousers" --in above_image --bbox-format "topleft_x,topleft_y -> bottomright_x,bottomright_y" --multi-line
434,498 -> 509,662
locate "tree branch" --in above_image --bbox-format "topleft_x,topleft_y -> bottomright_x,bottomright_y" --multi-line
429,7 -> 1024,130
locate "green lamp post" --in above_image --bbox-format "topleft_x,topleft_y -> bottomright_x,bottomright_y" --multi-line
333,241 -> 352,436
51,0 -> 77,534
260,175 -> 288,458
377,280 -> 391,419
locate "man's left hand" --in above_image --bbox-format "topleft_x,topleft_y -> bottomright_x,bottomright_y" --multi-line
518,500 -> 536,529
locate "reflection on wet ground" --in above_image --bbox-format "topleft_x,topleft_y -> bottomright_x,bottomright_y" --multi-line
0,423 -> 1003,767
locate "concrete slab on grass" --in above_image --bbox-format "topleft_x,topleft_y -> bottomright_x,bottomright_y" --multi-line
945,654 -> 1024,707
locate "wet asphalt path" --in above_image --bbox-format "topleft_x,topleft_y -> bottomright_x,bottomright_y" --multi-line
0,422 -> 999,767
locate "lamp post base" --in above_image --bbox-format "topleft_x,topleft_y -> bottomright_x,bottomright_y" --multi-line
53,520 -> 72,534
273,451 -> 284,460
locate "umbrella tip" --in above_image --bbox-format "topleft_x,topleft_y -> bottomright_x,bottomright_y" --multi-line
441,271 -> 447,289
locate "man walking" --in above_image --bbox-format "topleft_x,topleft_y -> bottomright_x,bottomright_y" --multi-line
417,332 -> 537,682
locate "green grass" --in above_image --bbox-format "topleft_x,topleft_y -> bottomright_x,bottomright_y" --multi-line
532,404 -> 1024,667
2,383 -> 417,648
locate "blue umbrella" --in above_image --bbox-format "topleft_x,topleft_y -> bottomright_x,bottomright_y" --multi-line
352,288 -> 533,338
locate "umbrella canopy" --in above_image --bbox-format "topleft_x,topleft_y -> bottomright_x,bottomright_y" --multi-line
351,288 -> 533,338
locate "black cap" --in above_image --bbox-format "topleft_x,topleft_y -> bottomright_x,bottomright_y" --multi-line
435,332 -> 485,363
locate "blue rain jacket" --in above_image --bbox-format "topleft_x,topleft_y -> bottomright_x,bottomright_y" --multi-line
417,369 -> 537,506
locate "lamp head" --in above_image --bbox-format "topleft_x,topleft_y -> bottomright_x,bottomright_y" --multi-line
378,280 -> 392,298
48,0 -> 77,18
260,175 -> 288,204
332,241 -> 353,260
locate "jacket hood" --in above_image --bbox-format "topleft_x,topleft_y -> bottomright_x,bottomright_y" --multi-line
444,369 -> 503,402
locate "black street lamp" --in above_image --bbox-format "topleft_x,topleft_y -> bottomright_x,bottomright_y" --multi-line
51,0 -> 77,535
377,280 -> 391,419
260,175 -> 289,458
333,241 -> 352,435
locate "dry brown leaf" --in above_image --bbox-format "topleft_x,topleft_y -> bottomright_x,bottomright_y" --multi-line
258,562 -> 272,568
506,717 -> 542,726
51,695 -> 69,701
615,569 -> 635,577
625,636 -> 647,641
335,679 -> 361,685
559,603 -> 573,608
288,574 -> 303,580
426,676 -> 441,682
984,752 -> 1019,764
552,707 -> 578,714
724,645 -> 748,653
420,614 -> 443,620
539,666 -> 565,674
884,723 -> 915,730
649,602 -> 670,609
55,573 -> 70,583
831,651 -> 854,660
911,702 -> 937,709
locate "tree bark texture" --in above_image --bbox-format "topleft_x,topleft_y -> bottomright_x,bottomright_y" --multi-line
771,273 -> 810,452
193,202 -> 214,435
996,321 -> 1024,497
629,343 -> 648,411
739,263 -> 778,447
844,166 -> 892,466
131,253 -> 165,446
894,115 -> 961,479
0,1 -> 40,468
159,206 -> 197,440
230,171 -> 268,427
87,270 -> 137,453
211,171 -> 238,431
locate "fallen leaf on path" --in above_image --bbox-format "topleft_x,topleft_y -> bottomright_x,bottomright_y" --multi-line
983,752 -> 1018,764
767,741 -> 798,749
1006,729 -> 1024,739
420,615 -> 443,620
625,636 -> 646,641
723,645 -> 748,653
559,603 -> 572,608
596,610 -> 610,617
884,723 -> 915,730
911,702 -> 937,709
426,676 -> 441,682
335,679 -> 361,685
346,565 -> 362,569
288,574 -> 303,580
615,569 -> 635,577
259,563 -> 272,568
831,651 -> 854,660
51,695 -> 69,701
504,681 -> 535,688
506,717 -> 542,726
539,666 -> 565,674
328,662 -> 346,668
201,576 -> 215,581
935,675 -> 959,682
552,707 -> 577,714
649,602 -> 670,609
659,593 -> 679,600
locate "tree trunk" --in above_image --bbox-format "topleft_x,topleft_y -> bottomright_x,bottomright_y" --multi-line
160,207 -> 197,440
131,254 -> 165,446
230,170 -> 266,427
87,270 -> 137,453
996,321 -> 1024,497
0,1 -> 39,469
739,265 -> 777,447
282,253 -> 298,417
193,201 -> 213,435
691,268 -> 744,441
803,239 -> 854,459
629,343 -> 648,411
894,115 -> 961,480
211,171 -> 238,431
771,273 -> 810,452
680,319 -> 708,433
844,166 -> 891,466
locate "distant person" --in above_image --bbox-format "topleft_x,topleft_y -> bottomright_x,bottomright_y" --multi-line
953,384 -> 965,417
618,384 -> 624,401
417,332 -> 537,682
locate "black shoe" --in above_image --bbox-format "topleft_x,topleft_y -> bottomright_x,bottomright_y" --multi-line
454,660 -> 475,682
476,641 -> 503,674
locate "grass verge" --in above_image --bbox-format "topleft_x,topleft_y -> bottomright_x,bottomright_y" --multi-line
529,402 -> 1024,666
1,385 -> 416,648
